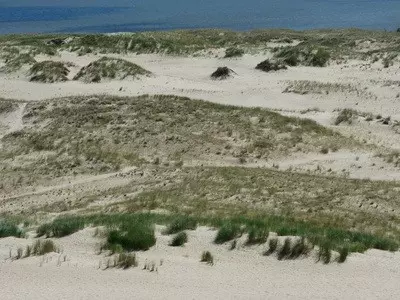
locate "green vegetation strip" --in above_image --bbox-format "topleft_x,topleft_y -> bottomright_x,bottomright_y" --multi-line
36,213 -> 399,254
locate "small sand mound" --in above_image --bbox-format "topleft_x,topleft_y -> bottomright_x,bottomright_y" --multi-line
73,57 -> 151,83
211,67 -> 236,80
255,59 -> 287,72
28,61 -> 70,83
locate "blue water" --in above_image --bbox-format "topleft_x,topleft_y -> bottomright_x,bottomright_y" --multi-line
0,1 -> 400,34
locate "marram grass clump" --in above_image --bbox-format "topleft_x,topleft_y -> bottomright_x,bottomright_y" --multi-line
29,61 -> 70,83
214,222 -> 241,244
0,219 -> 23,238
169,231 -> 188,247
74,56 -> 151,83
200,251 -> 214,265
163,216 -> 197,235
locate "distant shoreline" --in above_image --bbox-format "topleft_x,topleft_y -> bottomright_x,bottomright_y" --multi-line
1,2 -> 399,35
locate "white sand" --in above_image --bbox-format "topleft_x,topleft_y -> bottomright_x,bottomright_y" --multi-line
0,227 -> 399,300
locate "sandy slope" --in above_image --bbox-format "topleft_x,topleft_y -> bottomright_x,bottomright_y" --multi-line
0,227 -> 399,300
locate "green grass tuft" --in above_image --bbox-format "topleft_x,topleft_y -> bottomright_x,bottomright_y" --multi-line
0,219 -> 23,238
169,231 -> 188,247
246,226 -> 269,245
31,239 -> 59,256
214,222 -> 241,244
163,216 -> 197,235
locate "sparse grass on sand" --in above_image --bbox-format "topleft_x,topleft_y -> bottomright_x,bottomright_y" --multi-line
28,61 -> 70,83
283,81 -> 376,99
2,29 -> 399,60
0,94 -> 355,185
35,213 -> 399,257
0,53 -> 36,73
73,57 -> 151,83
113,253 -> 138,269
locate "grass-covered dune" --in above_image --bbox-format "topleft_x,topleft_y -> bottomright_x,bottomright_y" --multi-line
1,29 -> 400,60
0,95 -> 358,185
73,57 -> 151,83
28,61 -> 70,83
